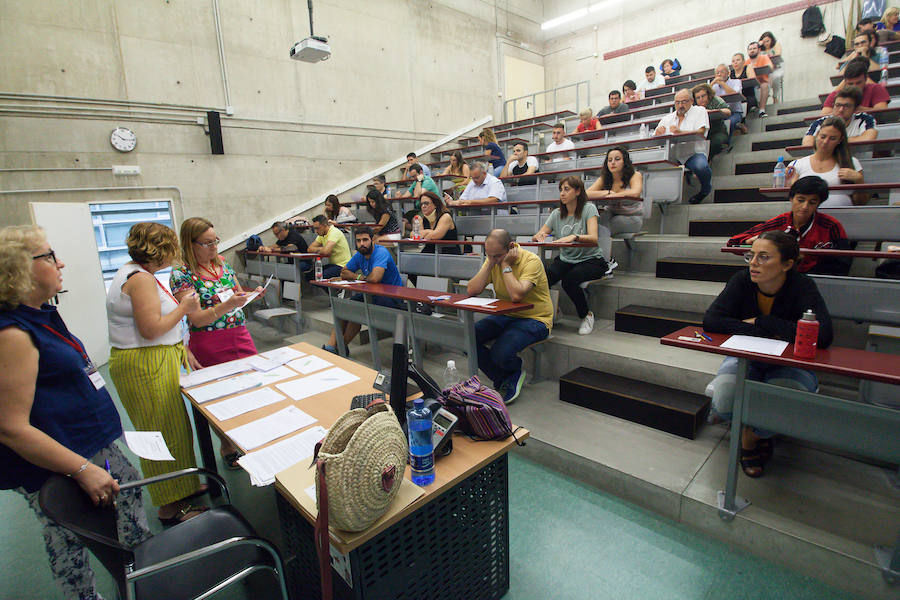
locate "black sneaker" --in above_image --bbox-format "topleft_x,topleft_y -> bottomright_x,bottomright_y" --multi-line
689,192 -> 708,205
758,110 -> 768,118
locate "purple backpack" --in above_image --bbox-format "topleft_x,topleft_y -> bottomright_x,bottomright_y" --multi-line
442,375 -> 514,441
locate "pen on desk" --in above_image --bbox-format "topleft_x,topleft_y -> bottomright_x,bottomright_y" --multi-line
104,459 -> 111,473
694,330 -> 713,342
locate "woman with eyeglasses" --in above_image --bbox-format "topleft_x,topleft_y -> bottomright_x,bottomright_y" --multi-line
106,222 -> 209,525
0,225 -> 151,600
170,218 -> 263,468
703,231 -> 833,478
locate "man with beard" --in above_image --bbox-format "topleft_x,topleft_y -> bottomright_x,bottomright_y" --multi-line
653,89 -> 711,204
746,41 -> 774,117
322,226 -> 404,354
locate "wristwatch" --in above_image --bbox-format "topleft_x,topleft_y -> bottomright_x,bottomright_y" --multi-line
502,266 -> 513,274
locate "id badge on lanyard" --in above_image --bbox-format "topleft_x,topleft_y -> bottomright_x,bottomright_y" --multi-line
41,324 -> 105,389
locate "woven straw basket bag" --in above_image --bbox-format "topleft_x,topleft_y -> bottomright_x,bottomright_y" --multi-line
314,401 -> 407,532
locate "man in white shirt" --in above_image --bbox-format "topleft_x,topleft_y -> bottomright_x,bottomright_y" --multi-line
637,66 -> 665,95
446,161 -> 507,206
545,123 -> 576,162
710,63 -> 746,140
653,89 -> 711,204
500,142 -> 539,185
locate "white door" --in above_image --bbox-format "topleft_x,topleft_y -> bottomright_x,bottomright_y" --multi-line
30,202 -> 111,366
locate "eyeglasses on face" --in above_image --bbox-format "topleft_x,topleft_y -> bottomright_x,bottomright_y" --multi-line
833,102 -> 855,110
674,99 -> 691,105
743,251 -> 772,264
33,250 -> 58,264
193,238 -> 220,248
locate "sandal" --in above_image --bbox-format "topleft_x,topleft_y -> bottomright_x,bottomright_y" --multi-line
756,438 -> 775,464
221,451 -> 242,471
740,446 -> 765,478
158,504 -> 209,526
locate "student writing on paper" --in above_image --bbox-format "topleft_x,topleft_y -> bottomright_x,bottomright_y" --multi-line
171,217 -> 263,469
703,232 -> 833,479
0,225 -> 151,600
106,223 -> 211,523
323,227 -> 404,356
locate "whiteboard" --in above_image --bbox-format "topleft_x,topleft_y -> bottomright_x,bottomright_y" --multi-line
30,202 -> 111,366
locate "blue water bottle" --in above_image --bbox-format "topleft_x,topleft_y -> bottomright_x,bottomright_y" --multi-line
407,398 -> 435,486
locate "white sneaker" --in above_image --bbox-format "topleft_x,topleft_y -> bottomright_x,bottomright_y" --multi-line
578,312 -> 595,335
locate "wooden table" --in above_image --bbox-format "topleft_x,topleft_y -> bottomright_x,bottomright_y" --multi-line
184,342 -> 530,599
311,280 -> 532,377
660,326 -> 900,582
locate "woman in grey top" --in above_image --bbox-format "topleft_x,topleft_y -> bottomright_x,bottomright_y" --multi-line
533,175 -> 608,335
587,146 -> 644,259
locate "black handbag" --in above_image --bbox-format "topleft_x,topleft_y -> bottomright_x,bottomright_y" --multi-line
824,36 -> 845,59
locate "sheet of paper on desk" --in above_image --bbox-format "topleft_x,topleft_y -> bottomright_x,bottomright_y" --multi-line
189,372 -> 263,403
180,358 -> 254,388
259,346 -> 306,365
238,425 -> 327,486
454,297 -> 498,307
226,406 -> 318,451
254,365 -> 301,385
334,280 -> 366,285
287,354 -> 333,375
276,367 -> 360,401
206,387 -> 287,422
123,431 -> 175,461
720,335 -> 789,356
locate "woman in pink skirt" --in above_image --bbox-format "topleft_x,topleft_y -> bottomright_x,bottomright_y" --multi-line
170,217 -> 262,468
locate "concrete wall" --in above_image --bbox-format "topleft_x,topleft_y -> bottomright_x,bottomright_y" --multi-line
0,0 -> 543,247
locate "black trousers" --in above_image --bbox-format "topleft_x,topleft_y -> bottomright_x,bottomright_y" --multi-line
545,256 -> 609,319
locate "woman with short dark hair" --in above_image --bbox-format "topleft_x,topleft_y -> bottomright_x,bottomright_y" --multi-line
365,189 -> 401,246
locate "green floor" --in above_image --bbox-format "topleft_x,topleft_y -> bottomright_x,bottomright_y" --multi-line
0,365 -> 855,599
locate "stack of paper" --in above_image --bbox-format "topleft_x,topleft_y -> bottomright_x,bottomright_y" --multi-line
189,372 -> 263,403
276,367 -> 360,401
720,335 -> 789,356
226,406 -> 317,450
454,297 -> 498,307
180,358 -> 254,388
205,387 -> 287,421
237,426 -> 327,486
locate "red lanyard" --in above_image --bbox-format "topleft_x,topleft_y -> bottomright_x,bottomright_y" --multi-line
198,262 -> 222,281
41,324 -> 89,365
154,278 -> 180,305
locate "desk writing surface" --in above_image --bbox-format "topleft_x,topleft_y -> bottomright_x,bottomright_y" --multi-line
661,326 -> 900,386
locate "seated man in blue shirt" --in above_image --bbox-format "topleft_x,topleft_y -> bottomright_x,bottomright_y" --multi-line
323,226 -> 405,355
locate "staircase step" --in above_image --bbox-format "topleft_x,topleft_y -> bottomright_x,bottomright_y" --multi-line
559,367 -> 710,439
712,188 -> 772,203
765,120 -> 807,132
735,160 -> 776,175
775,102 -> 821,115
752,136 -> 802,151
688,219 -> 757,237
656,256 -> 743,282
614,304 -> 704,338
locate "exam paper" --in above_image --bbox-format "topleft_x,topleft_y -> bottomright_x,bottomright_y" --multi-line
287,355 -> 333,375
454,297 -> 498,307
259,346 -> 307,365
226,406 -> 318,450
239,274 -> 275,305
241,355 -> 281,372
238,426 -> 327,486
189,372 -> 263,403
720,335 -> 789,356
254,365 -> 301,385
123,431 -> 175,461
206,387 -> 287,421
276,367 -> 360,401
180,357 -> 254,388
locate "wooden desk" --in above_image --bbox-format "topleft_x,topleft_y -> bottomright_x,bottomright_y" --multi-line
312,280 -> 532,377
660,326 -> 900,581
786,137 -> 900,158
801,105 -> 900,124
760,182 -> 900,198
720,246 -> 899,260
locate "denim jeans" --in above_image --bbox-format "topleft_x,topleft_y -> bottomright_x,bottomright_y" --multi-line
304,262 -> 340,281
491,164 -> 504,177
726,112 -> 743,145
684,152 -> 712,196
475,314 -> 549,388
711,356 -> 818,437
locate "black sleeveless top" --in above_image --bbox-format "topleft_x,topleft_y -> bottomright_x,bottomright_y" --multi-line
422,212 -> 461,254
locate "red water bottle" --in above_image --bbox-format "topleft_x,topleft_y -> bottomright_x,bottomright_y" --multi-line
793,309 -> 819,359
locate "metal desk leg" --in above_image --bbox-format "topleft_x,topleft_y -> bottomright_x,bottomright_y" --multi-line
329,288 -> 349,358
363,294 -> 381,371
875,530 -> 900,584
719,357 -> 751,520
405,300 -> 423,370
190,403 -> 222,499
461,311 -> 479,377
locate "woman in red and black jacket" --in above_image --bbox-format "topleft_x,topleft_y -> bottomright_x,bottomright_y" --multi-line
727,176 -> 851,275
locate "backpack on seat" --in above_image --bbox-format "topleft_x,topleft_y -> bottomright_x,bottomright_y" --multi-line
802,6 -> 826,37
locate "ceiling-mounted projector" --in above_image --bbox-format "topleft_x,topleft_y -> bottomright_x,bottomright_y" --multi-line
290,36 -> 330,62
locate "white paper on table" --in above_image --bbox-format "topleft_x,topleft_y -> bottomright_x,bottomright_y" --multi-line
720,335 -> 789,356
123,431 -> 175,461
189,372 -> 263,403
205,387 -> 287,421
454,297 -> 498,307
241,355 -> 281,372
259,346 -> 307,365
287,355 -> 333,375
180,357 -> 255,388
237,426 -> 327,486
304,483 -> 317,501
276,367 -> 360,401
334,280 -> 366,285
254,365 -> 301,385
226,406 -> 318,451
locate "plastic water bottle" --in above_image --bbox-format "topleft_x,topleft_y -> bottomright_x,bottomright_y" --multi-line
639,123 -> 648,139
315,257 -> 323,281
411,215 -> 422,240
407,398 -> 435,486
793,309 -> 819,359
442,359 -> 462,390
879,48 -> 889,87
773,156 -> 786,188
